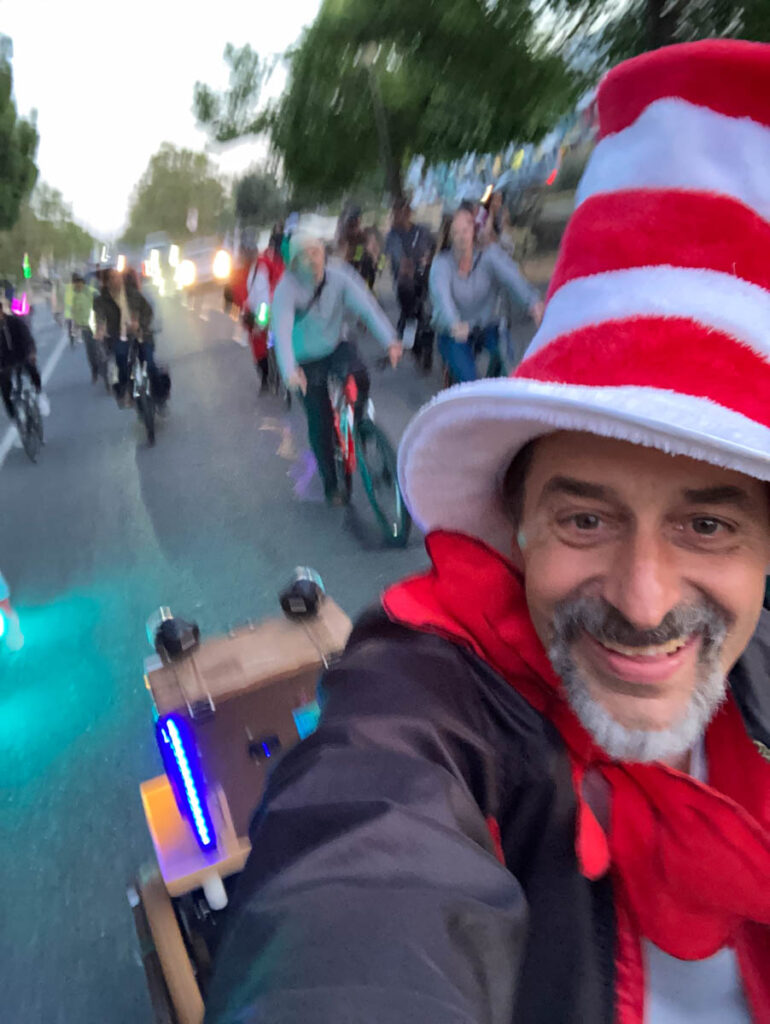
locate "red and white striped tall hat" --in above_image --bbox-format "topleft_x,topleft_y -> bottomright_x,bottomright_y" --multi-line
399,39 -> 770,552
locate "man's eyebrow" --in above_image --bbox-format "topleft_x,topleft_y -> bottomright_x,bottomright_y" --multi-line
539,476 -> 622,503
682,485 -> 755,509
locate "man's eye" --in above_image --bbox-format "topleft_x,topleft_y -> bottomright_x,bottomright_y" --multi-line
691,517 -> 728,536
571,513 -> 601,530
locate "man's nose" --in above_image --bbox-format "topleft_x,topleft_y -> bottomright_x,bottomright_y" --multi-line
602,530 -> 682,631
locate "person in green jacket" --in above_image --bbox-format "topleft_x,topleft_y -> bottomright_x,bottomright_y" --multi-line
71,275 -> 99,381
64,274 -> 76,343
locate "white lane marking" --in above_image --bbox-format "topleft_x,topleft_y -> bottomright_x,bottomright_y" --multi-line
0,328 -> 69,470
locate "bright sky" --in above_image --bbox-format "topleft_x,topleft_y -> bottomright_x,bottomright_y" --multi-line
0,0 -> 321,239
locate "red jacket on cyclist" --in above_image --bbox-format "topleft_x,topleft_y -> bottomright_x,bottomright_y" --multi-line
245,242 -> 285,390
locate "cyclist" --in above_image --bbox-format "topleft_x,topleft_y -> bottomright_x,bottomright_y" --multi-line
273,218 -> 402,506
64,273 -> 76,344
385,197 -> 435,371
71,275 -> 99,381
0,301 -> 49,421
429,206 -> 544,383
358,228 -> 381,292
94,269 -> 154,407
337,205 -> 364,266
245,236 -> 285,393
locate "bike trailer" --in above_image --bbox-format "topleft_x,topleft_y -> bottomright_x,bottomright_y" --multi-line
130,589 -> 352,1023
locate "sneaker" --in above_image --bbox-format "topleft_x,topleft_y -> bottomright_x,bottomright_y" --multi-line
38,393 -> 51,417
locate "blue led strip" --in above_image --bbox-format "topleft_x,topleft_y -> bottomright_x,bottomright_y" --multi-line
156,714 -> 217,852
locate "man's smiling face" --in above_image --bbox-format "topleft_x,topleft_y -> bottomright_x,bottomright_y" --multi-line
510,432 -> 770,764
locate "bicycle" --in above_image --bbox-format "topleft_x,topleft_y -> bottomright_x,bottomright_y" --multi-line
92,334 -> 111,392
330,366 -> 411,548
266,334 -> 291,409
80,328 -> 111,391
130,339 -> 156,446
11,365 -> 44,463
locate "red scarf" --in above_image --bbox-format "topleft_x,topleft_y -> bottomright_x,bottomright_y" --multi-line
383,532 -> 770,1017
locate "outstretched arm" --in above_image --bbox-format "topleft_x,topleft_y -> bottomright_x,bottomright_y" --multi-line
429,255 -> 462,335
486,244 -> 542,321
205,627 -> 528,1023
340,263 -> 398,350
272,278 -> 298,383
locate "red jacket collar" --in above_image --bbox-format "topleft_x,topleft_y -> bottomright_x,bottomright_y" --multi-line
383,531 -> 770,976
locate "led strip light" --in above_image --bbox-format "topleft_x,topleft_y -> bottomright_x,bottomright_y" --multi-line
157,714 -> 217,852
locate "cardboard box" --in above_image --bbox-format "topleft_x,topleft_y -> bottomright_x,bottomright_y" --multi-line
145,600 -> 352,838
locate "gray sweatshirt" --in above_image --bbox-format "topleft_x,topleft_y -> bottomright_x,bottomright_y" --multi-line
273,260 -> 395,379
429,243 -> 540,334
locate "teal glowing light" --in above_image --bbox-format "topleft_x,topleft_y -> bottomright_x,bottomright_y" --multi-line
292,699 -> 321,740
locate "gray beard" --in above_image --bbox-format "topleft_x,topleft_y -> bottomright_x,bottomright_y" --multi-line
547,596 -> 730,763
550,640 -> 728,762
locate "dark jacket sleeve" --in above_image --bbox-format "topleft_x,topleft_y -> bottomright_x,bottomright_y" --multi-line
128,290 -> 153,334
204,617 -> 529,1023
10,315 -> 35,358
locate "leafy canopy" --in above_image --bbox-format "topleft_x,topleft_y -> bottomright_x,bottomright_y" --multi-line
0,36 -> 39,232
122,143 -> 228,246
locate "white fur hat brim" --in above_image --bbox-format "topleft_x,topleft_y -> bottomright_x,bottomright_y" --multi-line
397,377 -> 770,554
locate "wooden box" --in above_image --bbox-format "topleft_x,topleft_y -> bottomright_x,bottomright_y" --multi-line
144,600 -> 352,838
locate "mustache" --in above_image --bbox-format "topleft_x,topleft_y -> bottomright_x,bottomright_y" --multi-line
551,592 -> 732,651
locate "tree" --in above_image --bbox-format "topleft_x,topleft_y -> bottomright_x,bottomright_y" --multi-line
0,182 -> 95,277
196,1 -> 588,203
234,168 -> 285,227
194,44 -> 274,143
593,0 -> 770,69
122,144 -> 229,246
0,36 -> 39,231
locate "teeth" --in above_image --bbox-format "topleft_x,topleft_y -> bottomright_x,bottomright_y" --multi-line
597,636 -> 689,658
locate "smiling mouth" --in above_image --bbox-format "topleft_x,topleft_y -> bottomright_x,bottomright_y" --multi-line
593,635 -> 693,659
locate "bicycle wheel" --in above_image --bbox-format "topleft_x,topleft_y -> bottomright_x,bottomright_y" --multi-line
333,436 -> 353,504
18,397 -> 42,463
355,421 -> 411,546
136,390 -> 156,445
267,348 -> 292,409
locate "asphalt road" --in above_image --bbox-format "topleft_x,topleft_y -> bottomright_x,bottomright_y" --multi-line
0,285 -> 536,1023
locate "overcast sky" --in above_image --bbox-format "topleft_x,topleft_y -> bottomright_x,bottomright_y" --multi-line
1,0 -> 321,238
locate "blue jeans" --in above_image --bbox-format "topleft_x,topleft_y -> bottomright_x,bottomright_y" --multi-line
113,336 -> 157,398
438,324 -> 503,384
